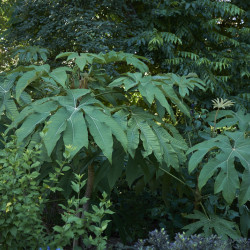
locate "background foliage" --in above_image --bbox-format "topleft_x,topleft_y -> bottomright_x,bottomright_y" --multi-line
3,0 -> 250,103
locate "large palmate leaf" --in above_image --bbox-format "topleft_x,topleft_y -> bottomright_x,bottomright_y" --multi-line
56,50 -> 149,73
109,72 -> 205,121
183,211 -> 240,240
15,64 -> 50,100
49,67 -> 72,88
126,108 -> 187,169
187,131 -> 250,205
7,87 -> 128,160
47,89 -> 113,158
206,109 -> 250,132
8,64 -> 72,102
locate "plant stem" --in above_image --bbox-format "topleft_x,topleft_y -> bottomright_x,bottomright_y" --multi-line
200,202 -> 209,219
81,164 -> 95,218
159,167 -> 195,195
73,164 -> 95,249
159,167 -> 186,186
212,108 -> 219,137
184,116 -> 193,148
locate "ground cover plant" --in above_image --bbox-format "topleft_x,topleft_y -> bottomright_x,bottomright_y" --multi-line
0,0 -> 249,249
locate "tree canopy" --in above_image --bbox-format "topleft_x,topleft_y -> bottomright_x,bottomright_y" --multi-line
3,0 -> 250,104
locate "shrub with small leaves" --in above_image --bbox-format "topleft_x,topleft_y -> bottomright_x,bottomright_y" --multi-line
51,174 -> 113,250
0,136 -> 48,249
134,229 -> 250,250
0,135 -> 113,249
135,229 -> 171,249
234,238 -> 250,250
171,233 -> 231,250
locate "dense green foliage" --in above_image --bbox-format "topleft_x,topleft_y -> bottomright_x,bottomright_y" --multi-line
0,136 -> 113,249
3,0 -> 250,103
0,138 -> 47,248
0,0 -> 249,249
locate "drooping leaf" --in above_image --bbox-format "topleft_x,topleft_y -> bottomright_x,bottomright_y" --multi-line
107,145 -> 125,188
162,84 -> 190,117
4,106 -> 34,134
63,110 -> 88,158
18,91 -> 32,106
112,110 -> 128,131
127,117 -> 140,158
75,56 -> 88,71
152,125 -> 179,170
43,108 -> 69,156
0,75 -> 19,120
5,98 -> 19,120
126,155 -> 144,187
16,112 -> 51,143
15,66 -> 49,100
103,115 -> 128,152
137,120 -> 162,162
239,169 -> 250,206
49,67 -> 72,88
85,111 -> 113,162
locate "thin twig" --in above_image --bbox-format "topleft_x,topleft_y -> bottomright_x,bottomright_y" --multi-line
159,167 -> 186,186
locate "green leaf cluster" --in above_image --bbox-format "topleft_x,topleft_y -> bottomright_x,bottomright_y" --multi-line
52,174 -> 113,250
0,137 -> 48,248
187,107 -> 250,206
3,51 -> 199,169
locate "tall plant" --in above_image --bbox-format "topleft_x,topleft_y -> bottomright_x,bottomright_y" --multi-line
1,51 -> 205,215
184,100 -> 250,238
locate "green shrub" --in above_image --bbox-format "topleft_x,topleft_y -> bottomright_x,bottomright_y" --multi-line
0,136 -> 113,249
51,174 -> 113,250
0,136 -> 48,249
